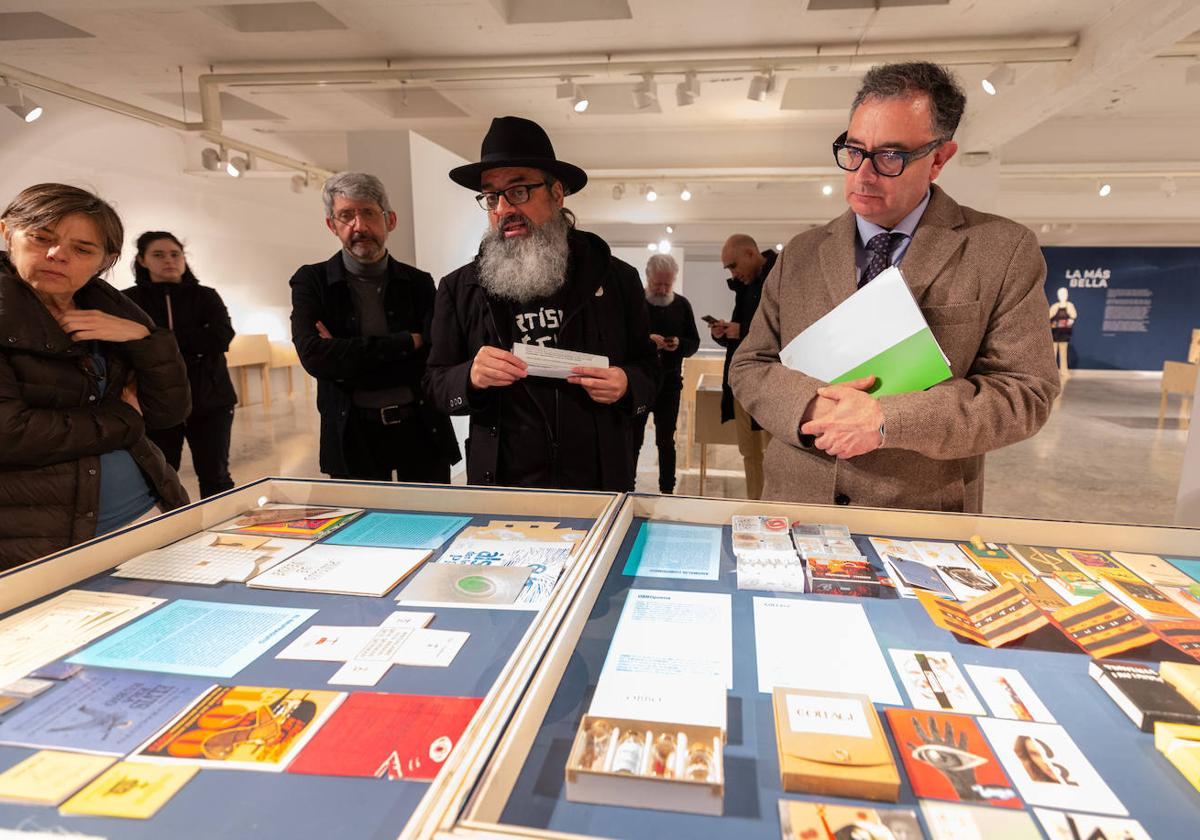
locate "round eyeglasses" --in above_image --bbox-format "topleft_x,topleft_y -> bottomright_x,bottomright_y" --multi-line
475,181 -> 548,211
832,131 -> 943,177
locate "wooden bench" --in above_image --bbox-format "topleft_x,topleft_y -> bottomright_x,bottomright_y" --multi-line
224,334 -> 271,407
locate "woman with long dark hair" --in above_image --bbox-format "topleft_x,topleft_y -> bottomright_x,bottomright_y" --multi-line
124,232 -> 237,498
0,184 -> 190,568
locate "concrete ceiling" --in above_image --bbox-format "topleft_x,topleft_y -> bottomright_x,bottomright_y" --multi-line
2,0 -> 1200,253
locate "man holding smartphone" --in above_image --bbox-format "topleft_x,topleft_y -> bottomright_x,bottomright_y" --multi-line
711,233 -> 776,500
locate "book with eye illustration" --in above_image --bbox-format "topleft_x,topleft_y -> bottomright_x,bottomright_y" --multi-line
883,709 -> 1022,809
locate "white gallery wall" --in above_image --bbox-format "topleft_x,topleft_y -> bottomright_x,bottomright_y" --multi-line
0,94 -> 329,345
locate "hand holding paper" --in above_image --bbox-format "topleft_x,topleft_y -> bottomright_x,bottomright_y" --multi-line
568,365 -> 627,404
470,345 -> 527,389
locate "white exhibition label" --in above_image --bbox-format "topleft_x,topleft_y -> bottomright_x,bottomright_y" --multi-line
512,342 -> 608,379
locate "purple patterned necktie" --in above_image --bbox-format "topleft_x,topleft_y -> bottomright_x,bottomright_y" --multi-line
859,231 -> 905,288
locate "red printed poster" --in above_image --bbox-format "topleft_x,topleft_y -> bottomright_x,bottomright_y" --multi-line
287,693 -> 481,781
885,709 -> 1022,809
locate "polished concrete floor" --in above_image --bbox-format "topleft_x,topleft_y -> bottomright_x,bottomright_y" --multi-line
179,372 -> 1190,526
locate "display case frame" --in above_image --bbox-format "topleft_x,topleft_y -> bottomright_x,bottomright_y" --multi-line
0,477 -> 622,840
439,492 -> 1200,840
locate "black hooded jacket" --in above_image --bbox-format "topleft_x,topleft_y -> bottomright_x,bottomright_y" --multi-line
122,273 -> 237,414
424,228 -> 660,491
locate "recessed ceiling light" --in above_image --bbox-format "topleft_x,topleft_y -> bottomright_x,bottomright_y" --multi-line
647,242 -> 658,252
1098,183 -> 1112,197
821,183 -> 833,196
665,225 -> 674,234
680,187 -> 692,201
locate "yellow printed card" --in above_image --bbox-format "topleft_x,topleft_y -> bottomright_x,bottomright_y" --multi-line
60,761 -> 197,819
0,751 -> 114,805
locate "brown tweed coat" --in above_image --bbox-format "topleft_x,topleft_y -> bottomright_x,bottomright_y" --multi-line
729,185 -> 1060,513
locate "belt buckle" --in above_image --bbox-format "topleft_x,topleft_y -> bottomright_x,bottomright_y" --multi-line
379,405 -> 404,425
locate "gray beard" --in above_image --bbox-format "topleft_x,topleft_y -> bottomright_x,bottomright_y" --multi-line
478,212 -> 570,304
646,291 -> 674,307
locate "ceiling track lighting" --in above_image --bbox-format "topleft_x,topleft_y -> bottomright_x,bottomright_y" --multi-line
981,63 -> 1016,95
643,185 -> 658,202
556,78 -> 588,113
675,71 -> 700,107
226,153 -> 250,178
747,69 -> 776,102
633,74 -> 658,111
0,81 -> 42,123
679,186 -> 692,201
200,147 -> 223,171
612,183 -> 626,200
821,183 -> 834,196
657,239 -> 672,255
1097,182 -> 1112,197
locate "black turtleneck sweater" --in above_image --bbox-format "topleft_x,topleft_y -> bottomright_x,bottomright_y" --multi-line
646,292 -> 700,390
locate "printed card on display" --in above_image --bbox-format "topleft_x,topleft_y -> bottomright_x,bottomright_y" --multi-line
916,584 -> 1049,648
59,761 -> 197,819
977,718 -> 1126,815
920,801 -> 1042,840
1048,595 -> 1159,659
778,800 -> 922,840
963,665 -> 1055,723
884,709 -> 1021,809
912,541 -> 999,602
1110,551 -> 1196,588
889,650 -> 985,715
0,751 -> 115,805
1033,808 -> 1151,840
622,521 -> 722,581
133,685 -> 345,772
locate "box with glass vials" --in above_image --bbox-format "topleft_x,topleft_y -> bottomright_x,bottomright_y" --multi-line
564,715 -> 725,815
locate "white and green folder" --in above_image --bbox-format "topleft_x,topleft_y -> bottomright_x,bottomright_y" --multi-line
779,266 -> 951,396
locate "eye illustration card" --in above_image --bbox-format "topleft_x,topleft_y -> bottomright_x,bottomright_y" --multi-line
884,709 -> 1021,809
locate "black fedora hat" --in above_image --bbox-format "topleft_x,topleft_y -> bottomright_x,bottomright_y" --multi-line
449,116 -> 587,195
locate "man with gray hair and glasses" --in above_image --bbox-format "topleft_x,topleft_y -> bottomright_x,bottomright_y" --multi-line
731,62 -> 1058,512
290,171 -> 460,482
634,253 -> 699,494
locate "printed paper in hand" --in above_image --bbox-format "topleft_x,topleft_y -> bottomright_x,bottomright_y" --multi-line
753,598 -> 900,704
59,761 -> 197,819
247,543 -> 430,597
964,665 -> 1055,723
512,342 -> 607,378
978,718 -> 1127,815
0,751 -> 115,805
622,521 -> 722,581
779,265 -> 951,396
67,600 -> 316,679
889,649 -> 984,715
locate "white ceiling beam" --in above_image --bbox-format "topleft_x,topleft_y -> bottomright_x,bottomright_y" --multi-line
958,0 -> 1200,153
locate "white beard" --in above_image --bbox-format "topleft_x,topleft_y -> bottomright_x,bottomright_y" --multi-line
477,212 -> 570,304
646,291 -> 674,306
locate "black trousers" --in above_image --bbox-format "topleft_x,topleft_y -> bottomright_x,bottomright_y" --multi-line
334,407 -> 452,484
632,385 -> 682,493
148,407 -> 235,499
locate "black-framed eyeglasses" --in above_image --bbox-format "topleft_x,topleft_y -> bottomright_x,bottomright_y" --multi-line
832,131 -> 943,177
475,181 -> 548,211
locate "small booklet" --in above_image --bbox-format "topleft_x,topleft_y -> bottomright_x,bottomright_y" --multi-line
247,544 -> 430,597
513,342 -> 608,379
779,265 -> 951,396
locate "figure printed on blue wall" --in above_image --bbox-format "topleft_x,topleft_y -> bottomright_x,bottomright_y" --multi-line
1049,287 -> 1077,378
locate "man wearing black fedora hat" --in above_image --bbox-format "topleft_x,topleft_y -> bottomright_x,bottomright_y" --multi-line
424,116 -> 660,491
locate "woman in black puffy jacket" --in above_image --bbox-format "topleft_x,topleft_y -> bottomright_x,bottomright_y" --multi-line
124,231 -> 237,498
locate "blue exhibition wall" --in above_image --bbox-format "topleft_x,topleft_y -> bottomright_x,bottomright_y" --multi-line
1041,247 -> 1200,370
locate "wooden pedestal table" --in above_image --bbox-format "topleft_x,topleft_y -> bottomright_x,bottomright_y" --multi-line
693,373 -> 738,496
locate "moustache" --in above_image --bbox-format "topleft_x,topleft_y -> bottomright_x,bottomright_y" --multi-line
350,232 -> 379,244
498,214 -> 529,233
